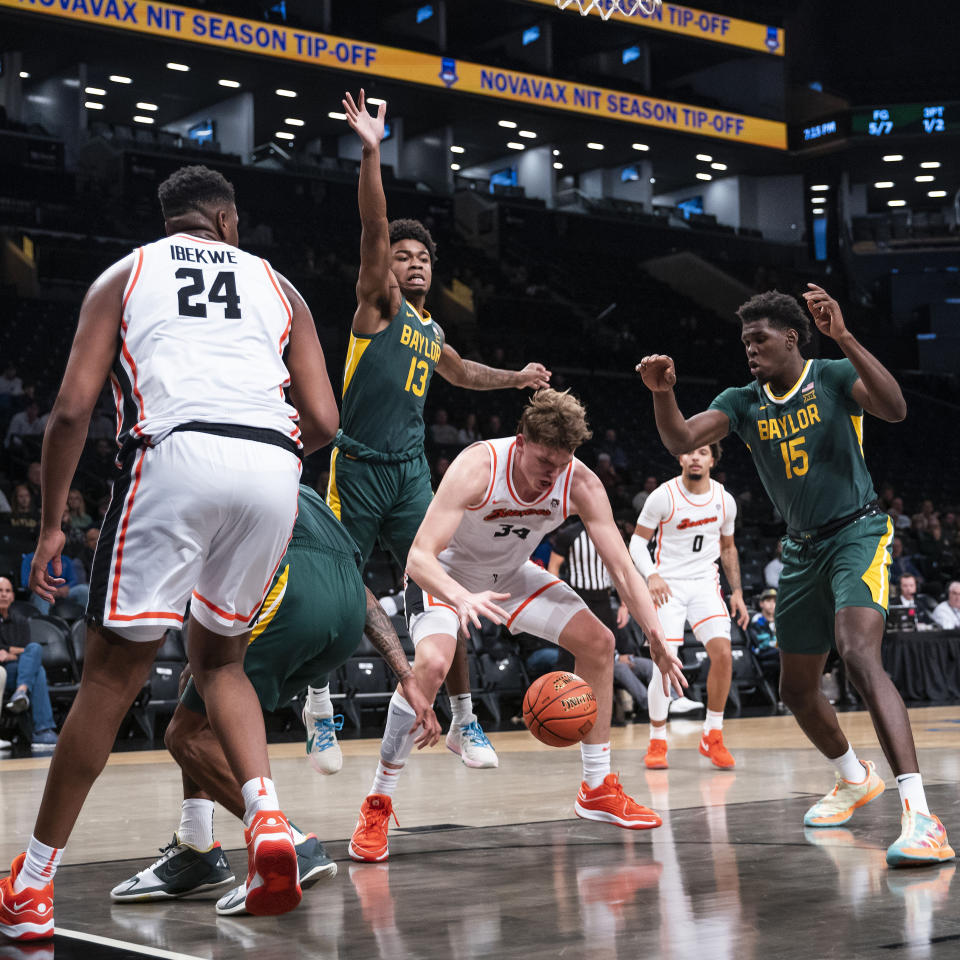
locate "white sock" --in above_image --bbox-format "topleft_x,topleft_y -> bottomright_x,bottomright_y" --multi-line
15,836 -> 62,892
371,759 -> 404,798
449,693 -> 473,727
306,684 -> 333,718
896,773 -> 929,816
828,744 -> 866,784
581,742 -> 611,789
178,798 -> 215,851
649,725 -> 667,742
240,776 -> 279,827
704,709 -> 724,734
380,595 -> 400,617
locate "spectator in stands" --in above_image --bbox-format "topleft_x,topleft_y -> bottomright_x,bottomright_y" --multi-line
457,412 -> 480,446
86,399 -> 115,441
919,518 -> 951,569
66,488 -> 92,529
598,428 -> 628,471
20,551 -> 88,615
4,400 -> 47,450
631,476 -> 658,515
0,363 -> 23,398
0,577 -> 58,748
765,541 -> 783,588
888,497 -> 911,532
890,574 -> 934,627
878,483 -> 895,511
594,453 -> 620,497
433,455 -> 451,483
920,499 -> 938,524
60,509 -> 85,560
9,484 -> 39,532
25,461 -> 42,506
483,414 -> 502,438
81,437 -> 118,481
932,581 -> 960,631
430,408 -> 460,446
75,526 -> 99,585
748,587 -> 780,684
891,536 -> 922,584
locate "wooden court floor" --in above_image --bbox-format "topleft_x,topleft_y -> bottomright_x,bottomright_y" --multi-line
2,706 -> 960,959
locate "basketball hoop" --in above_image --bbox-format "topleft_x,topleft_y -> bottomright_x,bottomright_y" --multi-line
556,0 -> 662,20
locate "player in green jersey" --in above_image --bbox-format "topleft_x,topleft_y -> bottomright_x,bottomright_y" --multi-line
637,284 -> 953,868
313,90 -> 551,772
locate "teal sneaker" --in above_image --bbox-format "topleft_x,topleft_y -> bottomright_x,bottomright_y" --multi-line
886,806 -> 955,868
303,708 -> 344,775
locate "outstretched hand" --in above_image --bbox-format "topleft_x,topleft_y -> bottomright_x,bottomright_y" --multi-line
636,355 -> 676,393
454,590 -> 510,640
803,283 -> 847,341
342,89 -> 386,151
515,362 -> 551,390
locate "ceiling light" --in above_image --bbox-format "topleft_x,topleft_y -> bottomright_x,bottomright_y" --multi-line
285,118 -> 304,127
276,89 -> 297,98
874,181 -> 894,188
552,149 -> 560,156
553,162 -> 564,170
498,120 -> 517,129
882,154 -> 903,162
696,172 -> 712,181
84,101 -> 104,110
649,177 -> 656,184
133,115 -> 154,124
166,62 -> 190,72
915,175 -> 935,182
812,208 -> 825,215
85,86 -> 106,96
696,153 -> 712,162
507,142 -> 525,150
109,75 -> 132,84
928,190 -> 947,198
810,196 -> 826,203
328,111 -> 347,120
711,162 -> 727,171
887,199 -> 906,207
276,131 -> 295,140
450,145 -> 465,153
518,130 -> 536,139
920,161 -> 941,169
450,163 -> 461,171
218,79 -> 241,88
810,184 -> 829,191
367,97 -> 386,106
632,142 -> 649,151
19,71 -> 30,79
587,142 -> 604,150
136,102 -> 158,111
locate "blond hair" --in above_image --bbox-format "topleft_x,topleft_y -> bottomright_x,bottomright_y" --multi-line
518,389 -> 592,452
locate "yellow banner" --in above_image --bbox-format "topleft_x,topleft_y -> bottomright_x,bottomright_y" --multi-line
1,0 -> 785,148
523,0 -> 784,56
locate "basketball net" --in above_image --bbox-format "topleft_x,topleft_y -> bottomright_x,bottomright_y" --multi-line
556,0 -> 662,20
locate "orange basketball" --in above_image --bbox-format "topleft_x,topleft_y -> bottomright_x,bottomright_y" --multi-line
523,671 -> 597,747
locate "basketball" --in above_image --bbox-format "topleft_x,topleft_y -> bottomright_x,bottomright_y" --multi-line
523,671 -> 597,747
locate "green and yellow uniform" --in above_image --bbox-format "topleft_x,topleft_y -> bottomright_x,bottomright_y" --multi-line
710,358 -> 894,655
327,296 -> 444,566
181,486 -> 366,714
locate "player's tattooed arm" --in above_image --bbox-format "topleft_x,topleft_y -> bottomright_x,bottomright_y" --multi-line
719,535 -> 749,628
436,342 -> 551,391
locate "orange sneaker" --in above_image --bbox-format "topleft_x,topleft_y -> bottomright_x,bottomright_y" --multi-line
0,854 -> 54,941
574,774 -> 662,830
243,811 -> 301,917
644,738 -> 668,769
349,795 -> 398,863
699,730 -> 735,769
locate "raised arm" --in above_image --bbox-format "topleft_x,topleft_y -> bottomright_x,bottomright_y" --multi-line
637,355 -> 730,456
279,273 -> 339,454
31,256 -> 131,600
436,341 -> 551,392
803,284 -> 906,423
405,444 -> 510,635
344,89 -> 396,336
571,467 -> 686,695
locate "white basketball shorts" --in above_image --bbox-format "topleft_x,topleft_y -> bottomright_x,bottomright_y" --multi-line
405,560 -> 587,646
656,577 -> 731,645
87,431 -> 301,642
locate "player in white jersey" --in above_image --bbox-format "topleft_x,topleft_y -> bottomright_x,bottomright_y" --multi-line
629,443 -> 748,770
348,389 -> 686,863
0,166 -> 339,940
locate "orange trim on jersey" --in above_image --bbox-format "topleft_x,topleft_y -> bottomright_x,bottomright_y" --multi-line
109,449 -> 146,618
261,259 -> 293,344
664,484 -> 676,523
192,590 -> 251,622
120,250 -> 148,437
507,579 -> 561,628
172,232 -> 232,246
692,612 -> 729,630
674,477 -> 715,508
110,374 -> 123,442
505,440 -> 554,506
655,519 -> 665,566
109,610 -> 185,623
561,460 -> 574,517
427,593 -> 457,613
466,442 -> 497,510
720,486 -> 727,525
122,247 -> 144,313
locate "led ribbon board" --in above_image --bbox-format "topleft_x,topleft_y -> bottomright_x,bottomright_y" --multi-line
2,0 -> 786,148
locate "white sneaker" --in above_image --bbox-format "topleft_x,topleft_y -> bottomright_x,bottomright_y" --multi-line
669,696 -> 704,716
446,717 -> 499,769
303,705 -> 343,775
804,760 -> 885,827
0,738 -> 11,750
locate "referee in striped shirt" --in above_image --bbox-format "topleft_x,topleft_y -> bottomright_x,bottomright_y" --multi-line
548,519 -> 616,632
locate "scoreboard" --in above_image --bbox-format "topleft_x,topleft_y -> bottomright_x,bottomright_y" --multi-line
851,103 -> 960,137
